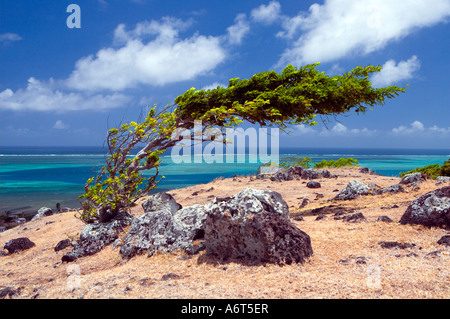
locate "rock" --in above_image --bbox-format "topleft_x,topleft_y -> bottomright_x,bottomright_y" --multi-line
360,167 -> 370,173
376,183 -> 405,194
424,250 -> 441,258
62,211 -> 132,262
377,216 -> 394,223
334,180 -> 369,200
203,188 -> 311,264
98,204 -> 118,223
205,209 -> 312,265
4,237 -> 35,254
31,207 -> 53,221
119,209 -> 174,259
319,169 -> 332,178
161,273 -> 181,281
400,173 -> 427,185
54,239 -> 73,252
342,212 -> 366,222
120,188 -> 290,260
0,287 -> 21,299
378,241 -> 416,249
142,192 -> 182,214
301,169 -> 320,180
120,204 -> 207,259
306,181 -> 321,188
399,186 -> 450,228
206,188 -> 289,219
437,235 -> 450,246
436,176 -> 450,182
299,198 -> 309,208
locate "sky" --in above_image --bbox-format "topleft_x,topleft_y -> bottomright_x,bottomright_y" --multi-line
1,0 -> 450,149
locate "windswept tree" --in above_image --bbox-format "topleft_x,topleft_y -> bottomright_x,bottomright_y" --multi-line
79,63 -> 405,222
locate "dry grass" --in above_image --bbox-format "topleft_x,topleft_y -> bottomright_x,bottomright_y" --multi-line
1,167 -> 449,299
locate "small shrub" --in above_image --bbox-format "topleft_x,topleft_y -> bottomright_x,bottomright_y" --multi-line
314,158 -> 359,168
279,157 -> 313,169
399,158 -> 450,179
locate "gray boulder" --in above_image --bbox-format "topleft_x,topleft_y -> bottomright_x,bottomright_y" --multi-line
119,209 -> 174,259
120,204 -> 207,259
62,211 -> 133,262
301,169 -> 320,180
163,205 -> 207,255
436,176 -> 450,182
142,192 -> 182,213
400,173 -> 427,185
119,188 -> 297,261
381,183 -> 405,194
204,190 -> 312,264
399,186 -> 450,228
270,170 -> 293,182
206,188 -> 289,219
334,180 -> 369,200
31,207 -> 53,221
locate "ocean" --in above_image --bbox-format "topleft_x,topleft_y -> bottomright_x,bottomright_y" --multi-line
0,146 -> 448,215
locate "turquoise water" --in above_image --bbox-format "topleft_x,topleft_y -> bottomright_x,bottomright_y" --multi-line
0,146 -> 448,214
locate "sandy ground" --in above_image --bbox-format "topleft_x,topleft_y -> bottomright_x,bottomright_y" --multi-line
0,167 -> 449,299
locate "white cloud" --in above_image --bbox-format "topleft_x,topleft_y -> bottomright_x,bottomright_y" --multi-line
251,1 -> 281,24
430,125 -> 450,134
201,82 -> 226,91
0,32 -> 22,43
392,120 -> 450,136
66,17 -> 227,91
371,55 -> 421,87
320,123 -> 377,136
53,120 -> 69,129
392,120 -> 425,135
293,124 -> 317,135
226,13 -> 250,45
0,77 -> 131,112
276,0 -> 450,66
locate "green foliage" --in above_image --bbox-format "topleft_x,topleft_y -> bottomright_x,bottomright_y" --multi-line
78,105 -> 182,222
314,158 -> 359,168
399,158 -> 450,179
279,157 -> 314,169
174,63 -> 405,129
440,158 -> 450,177
79,63 -> 405,222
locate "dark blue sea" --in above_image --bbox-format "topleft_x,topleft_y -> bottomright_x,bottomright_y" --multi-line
0,146 -> 448,214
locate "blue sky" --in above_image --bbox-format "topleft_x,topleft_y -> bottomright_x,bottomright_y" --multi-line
1,0 -> 449,149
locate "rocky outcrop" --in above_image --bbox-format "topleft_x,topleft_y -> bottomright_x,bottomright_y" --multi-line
3,237 -> 35,254
371,183 -> 405,195
436,176 -> 450,182
31,207 -> 53,221
142,192 -> 182,214
400,173 -> 427,185
119,204 -> 207,259
258,166 -> 333,182
62,211 -> 133,262
334,180 -> 369,200
204,188 -> 312,264
399,186 -> 450,228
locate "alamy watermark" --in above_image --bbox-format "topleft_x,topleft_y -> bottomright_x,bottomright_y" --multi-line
170,120 -> 279,169
66,4 -> 81,29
